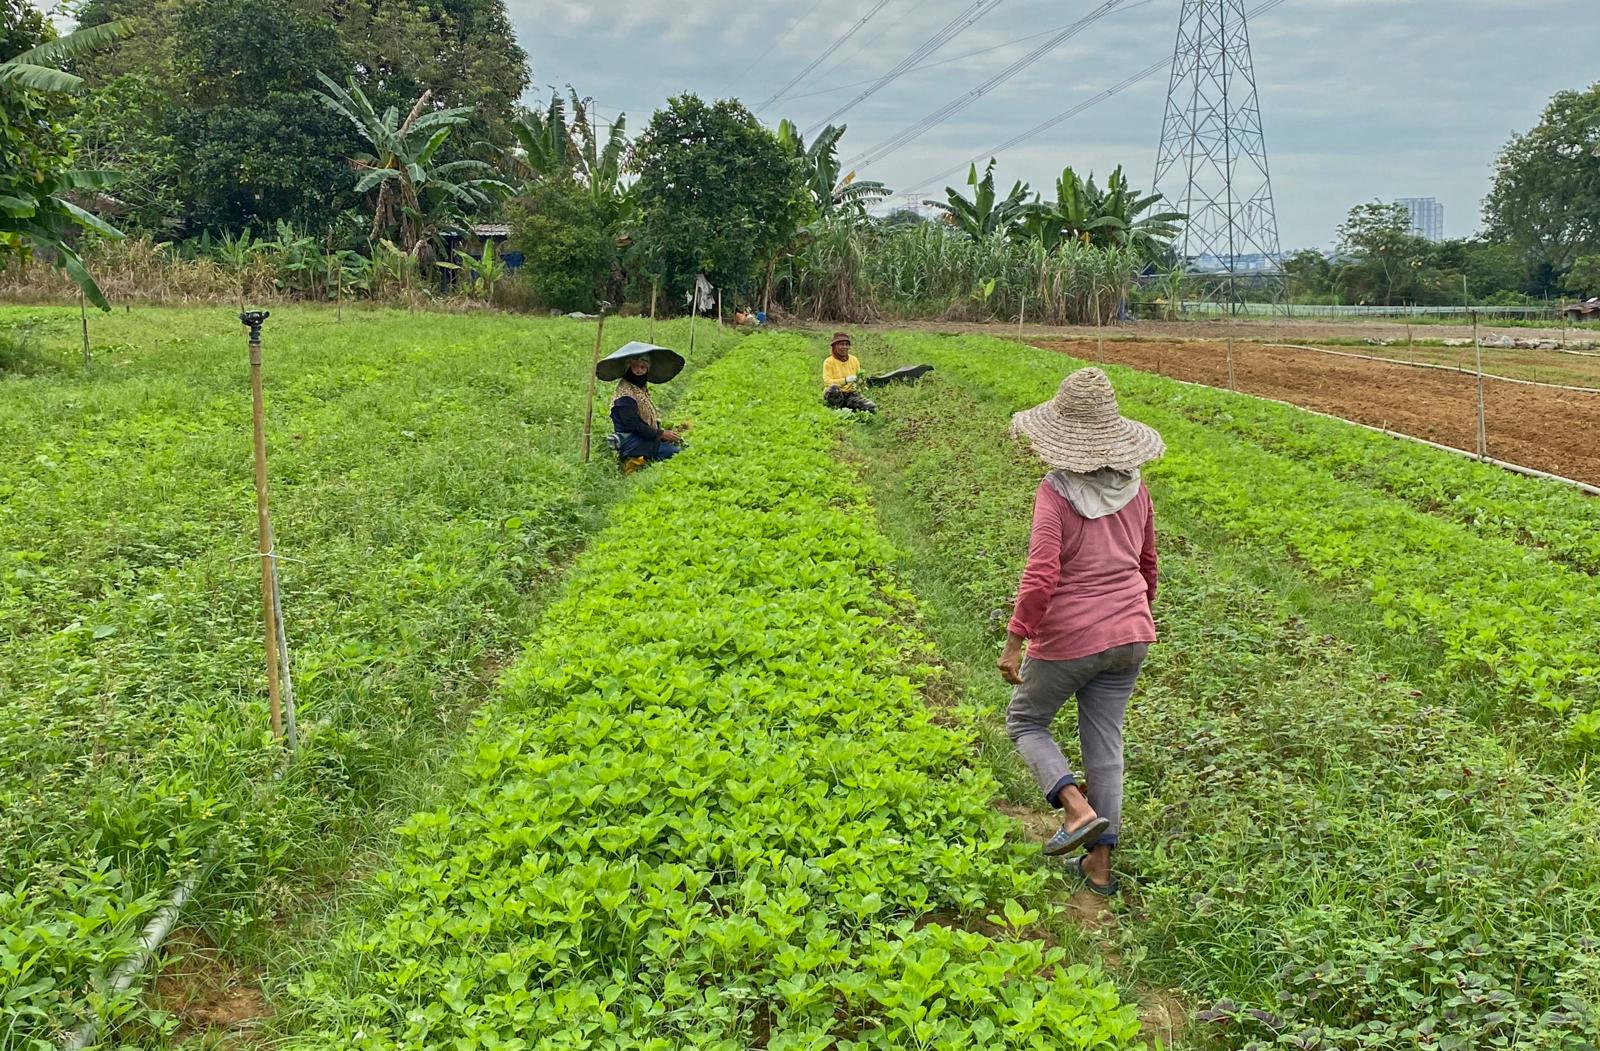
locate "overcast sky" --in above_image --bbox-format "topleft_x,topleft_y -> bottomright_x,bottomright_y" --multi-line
509,0 -> 1595,250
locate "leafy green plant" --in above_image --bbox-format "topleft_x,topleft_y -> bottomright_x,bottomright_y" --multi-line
278,334 -> 1146,1049
850,334 -> 1600,1048
0,305 -> 741,1046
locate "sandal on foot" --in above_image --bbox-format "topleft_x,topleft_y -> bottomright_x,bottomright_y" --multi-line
1073,854 -> 1119,896
1043,815 -> 1109,857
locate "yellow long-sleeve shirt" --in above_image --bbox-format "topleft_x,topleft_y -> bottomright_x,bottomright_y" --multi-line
823,353 -> 861,392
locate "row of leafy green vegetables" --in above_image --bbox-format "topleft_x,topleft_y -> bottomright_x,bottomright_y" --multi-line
881,333 -> 1600,748
852,366 -> 1600,1050
1095,359 -> 1600,576
281,335 -> 1148,1051
0,311 -> 721,1047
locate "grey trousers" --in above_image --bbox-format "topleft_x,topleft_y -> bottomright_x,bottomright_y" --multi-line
1006,642 -> 1148,849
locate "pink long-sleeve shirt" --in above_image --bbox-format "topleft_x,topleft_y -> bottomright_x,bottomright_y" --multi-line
1007,479 -> 1158,661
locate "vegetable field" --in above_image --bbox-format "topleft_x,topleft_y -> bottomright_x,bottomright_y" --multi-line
3,307 -> 1598,1049
0,306 -> 737,1046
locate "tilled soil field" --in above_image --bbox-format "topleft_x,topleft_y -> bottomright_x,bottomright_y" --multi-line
1032,338 -> 1600,487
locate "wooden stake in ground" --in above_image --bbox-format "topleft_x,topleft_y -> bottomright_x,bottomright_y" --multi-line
580,307 -> 610,463
242,311 -> 284,744
1226,335 -> 1236,391
1406,303 -> 1414,363
717,289 -> 723,327
1018,292 -> 1026,337
648,282 -> 658,344
1094,285 -> 1105,362
1472,309 -> 1488,460
79,292 -> 90,368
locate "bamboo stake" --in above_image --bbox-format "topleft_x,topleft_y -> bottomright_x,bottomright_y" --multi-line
1227,335 -> 1236,391
241,311 -> 284,743
717,288 -> 723,327
79,292 -> 90,368
581,309 -> 609,463
1093,285 -> 1103,362
1405,303 -> 1413,363
648,282 -> 658,343
1018,292 -> 1026,337
1473,308 -> 1487,460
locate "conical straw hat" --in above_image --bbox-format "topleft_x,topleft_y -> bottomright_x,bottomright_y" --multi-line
1010,367 -> 1165,473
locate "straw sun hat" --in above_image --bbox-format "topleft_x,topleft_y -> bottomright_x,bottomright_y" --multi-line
1010,367 -> 1165,473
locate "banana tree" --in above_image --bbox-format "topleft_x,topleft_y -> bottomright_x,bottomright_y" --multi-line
1,20 -> 131,309
508,89 -> 577,183
923,159 -> 1031,242
778,120 -> 890,220
1025,165 -> 1183,260
315,73 -> 509,257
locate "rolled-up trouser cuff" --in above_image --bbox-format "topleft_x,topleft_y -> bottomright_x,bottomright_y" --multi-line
1045,774 -> 1077,809
1091,832 -> 1118,849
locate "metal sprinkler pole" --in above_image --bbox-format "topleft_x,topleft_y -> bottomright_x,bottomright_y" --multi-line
581,306 -> 610,463
241,311 -> 284,744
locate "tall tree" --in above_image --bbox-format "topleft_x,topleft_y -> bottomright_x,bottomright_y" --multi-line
68,0 -> 531,236
1484,83 -> 1600,289
159,0 -> 360,233
631,94 -> 801,305
1336,202 -> 1431,306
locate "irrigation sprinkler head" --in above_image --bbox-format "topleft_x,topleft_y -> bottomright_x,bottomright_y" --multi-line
239,311 -> 271,342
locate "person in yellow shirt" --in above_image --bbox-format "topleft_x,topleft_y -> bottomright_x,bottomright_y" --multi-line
822,332 -> 877,413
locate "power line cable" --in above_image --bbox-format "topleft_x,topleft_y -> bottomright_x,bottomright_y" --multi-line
805,0 -> 1013,137
784,0 -> 1159,106
903,0 -> 1289,196
806,0 -> 914,92
754,0 -> 898,114
724,2 -> 826,98
846,0 -> 1133,171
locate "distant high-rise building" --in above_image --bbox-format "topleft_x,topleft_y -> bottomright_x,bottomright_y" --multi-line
1396,197 -> 1444,242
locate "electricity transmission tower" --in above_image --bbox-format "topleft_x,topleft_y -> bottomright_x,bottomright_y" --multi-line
1152,0 -> 1284,312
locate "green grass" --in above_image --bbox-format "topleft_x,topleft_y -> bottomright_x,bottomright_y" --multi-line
0,304 -> 741,1048
847,344 -> 1600,1048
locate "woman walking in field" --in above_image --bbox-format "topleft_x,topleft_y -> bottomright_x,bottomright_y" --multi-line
998,367 -> 1163,896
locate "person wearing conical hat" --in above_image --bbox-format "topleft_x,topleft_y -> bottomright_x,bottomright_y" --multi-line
821,332 -> 876,413
997,367 -> 1165,897
600,344 -> 687,466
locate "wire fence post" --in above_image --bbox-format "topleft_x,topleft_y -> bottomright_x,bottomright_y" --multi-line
1094,284 -> 1104,363
581,307 -> 610,464
79,292 -> 91,368
1472,308 -> 1488,461
241,311 -> 286,747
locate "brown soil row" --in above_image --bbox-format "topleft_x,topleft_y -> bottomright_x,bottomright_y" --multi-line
858,316 -> 1594,346
1032,339 -> 1600,487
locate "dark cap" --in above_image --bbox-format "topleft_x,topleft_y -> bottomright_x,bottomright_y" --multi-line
830,332 -> 852,346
